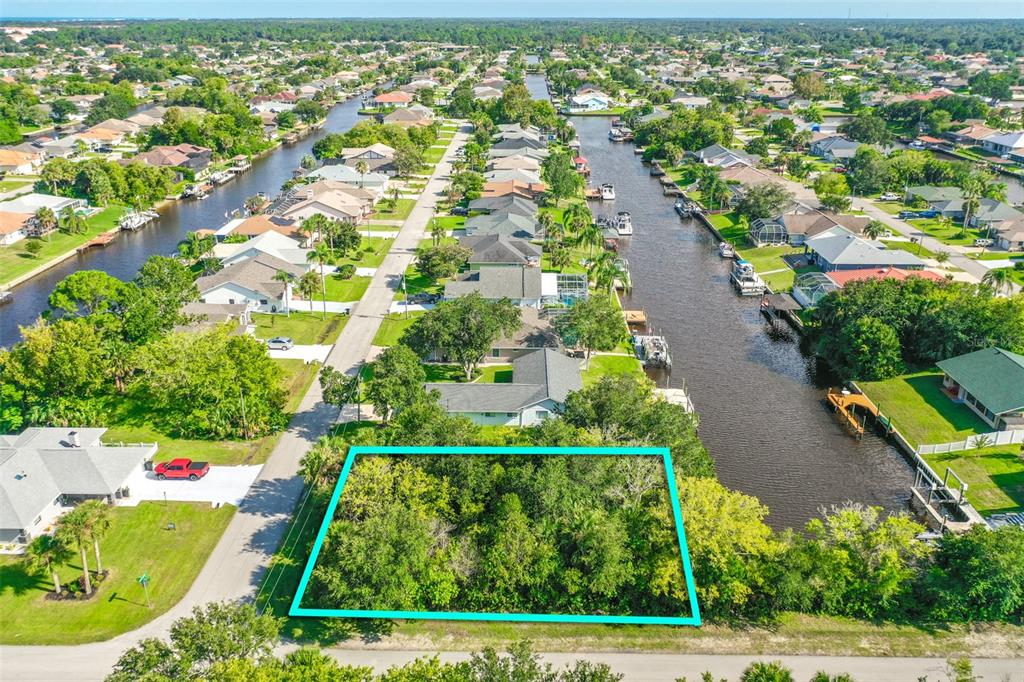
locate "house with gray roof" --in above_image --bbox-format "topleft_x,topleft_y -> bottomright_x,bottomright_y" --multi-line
463,211 -> 540,239
196,253 -> 304,313
444,266 -> 543,307
427,348 -> 582,426
809,135 -> 862,162
0,428 -> 155,543
804,226 -> 925,272
467,195 -> 537,217
937,347 -> 1024,431
461,234 -> 542,268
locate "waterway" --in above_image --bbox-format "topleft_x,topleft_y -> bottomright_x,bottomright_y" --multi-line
521,69 -> 916,529
1,93 -> 371,347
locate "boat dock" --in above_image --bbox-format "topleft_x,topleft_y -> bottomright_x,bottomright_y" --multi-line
77,232 -> 118,252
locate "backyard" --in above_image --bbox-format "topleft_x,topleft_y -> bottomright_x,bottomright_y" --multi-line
858,370 -> 1023,516
0,206 -> 127,287
0,502 -> 234,645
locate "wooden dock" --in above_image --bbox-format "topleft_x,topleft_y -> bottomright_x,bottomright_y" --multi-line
827,387 -> 879,437
77,232 -> 118,252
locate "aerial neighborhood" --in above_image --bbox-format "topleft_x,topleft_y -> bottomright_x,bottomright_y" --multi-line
0,15 -> 1023,682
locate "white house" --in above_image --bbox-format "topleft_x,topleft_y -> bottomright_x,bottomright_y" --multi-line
0,211 -> 32,246
568,93 -> 611,112
0,428 -> 155,544
212,230 -> 311,270
426,349 -> 582,426
195,254 -> 304,313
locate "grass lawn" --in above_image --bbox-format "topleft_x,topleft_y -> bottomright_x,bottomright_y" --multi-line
970,253 -> 1024,261
0,502 -> 235,645
431,215 -> 466,231
872,201 -> 905,215
102,358 -> 317,466
474,364 -> 514,383
323,274 -> 371,302
371,198 -> 418,222
922,445 -> 1024,516
541,243 -> 592,275
881,239 -> 937,260
858,370 -> 990,447
707,211 -> 744,238
251,311 -> 348,345
336,237 -> 393,269
735,244 -> 801,274
582,354 -> 644,386
372,311 -> 424,346
0,179 -> 32,193
423,146 -> 447,164
907,218 -> 985,248
394,261 -> 447,300
0,206 -> 127,287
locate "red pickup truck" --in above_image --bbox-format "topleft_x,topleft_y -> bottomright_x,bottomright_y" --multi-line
154,458 -> 210,481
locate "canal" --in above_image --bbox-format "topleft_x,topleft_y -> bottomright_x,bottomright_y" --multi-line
574,115 -> 916,529
1,93 -> 371,347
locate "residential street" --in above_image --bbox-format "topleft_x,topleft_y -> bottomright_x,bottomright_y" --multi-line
0,123 -> 470,682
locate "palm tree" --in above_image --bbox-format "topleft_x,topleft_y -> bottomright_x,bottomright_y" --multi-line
243,195 -> 265,215
300,214 -> 329,247
982,267 -> 1014,296
79,500 -> 111,575
273,269 -> 295,318
862,219 -> 887,240
23,535 -> 72,596
355,160 -> 369,188
548,244 -> 572,271
297,271 -> 320,305
588,251 -> 629,294
935,251 -> 951,266
178,231 -> 212,263
34,207 -> 57,240
575,220 -> 604,258
562,201 -> 591,238
306,240 -> 335,320
59,206 -> 86,235
55,508 -> 92,596
959,177 -> 983,238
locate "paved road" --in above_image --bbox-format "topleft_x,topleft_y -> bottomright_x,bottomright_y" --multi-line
317,649 -> 1024,682
0,123 -> 470,682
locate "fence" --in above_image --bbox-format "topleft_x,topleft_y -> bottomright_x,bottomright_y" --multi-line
917,429 -> 1024,456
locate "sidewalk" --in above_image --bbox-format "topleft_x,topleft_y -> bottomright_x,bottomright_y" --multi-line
0,122 -> 471,682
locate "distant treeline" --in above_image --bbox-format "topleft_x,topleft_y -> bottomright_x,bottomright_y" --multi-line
5,19 -> 1024,54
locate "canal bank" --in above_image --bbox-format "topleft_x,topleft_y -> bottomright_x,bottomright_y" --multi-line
0,91 -> 377,348
571,114 -> 916,529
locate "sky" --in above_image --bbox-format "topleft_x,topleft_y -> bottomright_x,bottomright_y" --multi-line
3,1 -> 1022,19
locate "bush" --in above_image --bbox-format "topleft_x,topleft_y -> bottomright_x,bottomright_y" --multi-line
336,264 -> 356,280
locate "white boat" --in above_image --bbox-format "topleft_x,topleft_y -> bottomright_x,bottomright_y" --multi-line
634,334 -> 672,369
614,211 -> 633,236
731,258 -> 766,295
600,183 -> 616,201
718,242 -> 736,258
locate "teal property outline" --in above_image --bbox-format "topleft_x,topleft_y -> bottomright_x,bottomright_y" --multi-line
289,446 -> 702,626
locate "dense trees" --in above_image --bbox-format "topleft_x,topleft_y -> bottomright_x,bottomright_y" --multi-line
37,158 -> 176,208
414,242 -> 471,280
402,293 -> 522,381
734,183 -> 793,221
809,278 -> 1024,381
554,295 -> 628,368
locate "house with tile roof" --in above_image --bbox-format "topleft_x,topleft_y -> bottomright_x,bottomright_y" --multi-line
937,347 -> 1024,431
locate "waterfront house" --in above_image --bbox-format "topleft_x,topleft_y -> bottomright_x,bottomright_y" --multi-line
195,253 -> 304,313
467,195 -> 538,216
463,210 -> 540,239
981,131 -> 1024,163
486,169 -> 543,185
792,267 -> 943,308
488,154 -> 542,173
809,135 -> 861,162
306,164 -> 390,194
213,214 -> 301,241
0,427 -> 155,544
461,234 -> 542,268
568,93 -> 612,112
804,226 -> 925,272
373,91 -> 413,108
271,180 -> 377,225
750,208 -> 872,246
0,148 -> 43,174
382,107 -> 433,128
335,143 -> 397,175
688,144 -> 757,168
426,348 -> 582,426
947,122 -> 999,146
937,347 -> 1024,431
0,211 -> 32,246
0,194 -> 86,237
212,230 -> 311,270
444,265 -> 543,307
134,143 -> 212,174
480,180 -> 547,201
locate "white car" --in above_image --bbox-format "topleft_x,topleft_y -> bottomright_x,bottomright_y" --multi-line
266,337 -> 294,351
879,193 -> 901,202
973,238 -> 994,248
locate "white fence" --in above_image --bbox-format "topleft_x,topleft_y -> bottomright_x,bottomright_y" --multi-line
917,429 -> 1024,456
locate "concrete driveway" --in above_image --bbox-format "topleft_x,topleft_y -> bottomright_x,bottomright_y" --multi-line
268,344 -> 332,363
120,465 -> 262,507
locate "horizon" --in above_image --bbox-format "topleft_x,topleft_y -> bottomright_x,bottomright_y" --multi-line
3,1 -> 1022,20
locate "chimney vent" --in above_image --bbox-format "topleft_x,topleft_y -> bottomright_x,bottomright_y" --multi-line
68,431 -> 80,447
